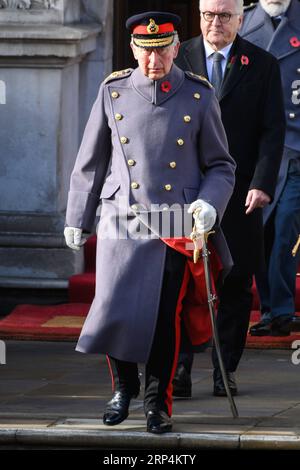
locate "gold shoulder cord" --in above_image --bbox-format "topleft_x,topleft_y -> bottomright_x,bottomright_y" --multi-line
292,234 -> 300,257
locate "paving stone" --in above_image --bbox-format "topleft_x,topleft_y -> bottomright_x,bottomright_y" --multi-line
0,341 -> 300,449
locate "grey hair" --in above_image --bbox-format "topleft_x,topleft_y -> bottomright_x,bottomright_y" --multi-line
199,0 -> 244,15
173,32 -> 180,46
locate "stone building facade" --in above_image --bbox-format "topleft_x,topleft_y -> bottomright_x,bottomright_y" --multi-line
0,0 -> 113,303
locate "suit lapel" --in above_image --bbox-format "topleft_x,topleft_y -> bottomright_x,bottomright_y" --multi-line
242,4 -> 274,49
242,1 -> 300,59
268,1 -> 300,59
184,36 -> 208,77
183,35 -> 254,101
219,36 -> 251,101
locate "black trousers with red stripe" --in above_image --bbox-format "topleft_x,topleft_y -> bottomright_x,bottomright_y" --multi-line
109,246 -> 186,417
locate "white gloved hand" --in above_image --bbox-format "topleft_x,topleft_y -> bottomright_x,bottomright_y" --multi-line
64,227 -> 88,251
188,199 -> 217,239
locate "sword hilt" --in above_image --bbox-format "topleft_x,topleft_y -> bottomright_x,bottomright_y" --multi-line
292,234 -> 300,257
191,215 -> 215,264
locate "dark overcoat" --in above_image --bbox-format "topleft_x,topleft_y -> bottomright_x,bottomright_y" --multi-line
66,64 -> 236,363
176,34 -> 286,272
240,0 -> 300,222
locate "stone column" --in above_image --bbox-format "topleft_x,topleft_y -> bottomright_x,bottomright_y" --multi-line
0,0 -> 113,294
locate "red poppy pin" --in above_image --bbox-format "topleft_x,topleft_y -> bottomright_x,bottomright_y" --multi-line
290,36 -> 300,48
240,55 -> 249,67
227,55 -> 237,70
161,81 -> 172,93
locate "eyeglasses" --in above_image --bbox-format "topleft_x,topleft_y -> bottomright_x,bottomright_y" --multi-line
201,11 -> 240,24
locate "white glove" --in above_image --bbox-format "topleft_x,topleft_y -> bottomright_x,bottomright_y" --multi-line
188,199 -> 217,238
64,227 -> 88,251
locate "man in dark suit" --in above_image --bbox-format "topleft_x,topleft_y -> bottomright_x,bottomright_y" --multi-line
174,0 -> 285,397
241,0 -> 300,337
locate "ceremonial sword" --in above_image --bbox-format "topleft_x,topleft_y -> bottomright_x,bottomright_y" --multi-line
192,211 -> 239,418
292,234 -> 300,258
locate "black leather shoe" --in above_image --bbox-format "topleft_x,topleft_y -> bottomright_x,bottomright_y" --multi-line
270,315 -> 292,336
270,315 -> 300,336
103,388 -> 139,426
172,364 -> 192,398
146,410 -> 172,434
249,317 -> 272,336
250,315 -> 300,337
213,369 -> 237,397
289,316 -> 300,332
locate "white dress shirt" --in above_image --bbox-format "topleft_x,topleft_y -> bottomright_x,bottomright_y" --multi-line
203,40 -> 233,82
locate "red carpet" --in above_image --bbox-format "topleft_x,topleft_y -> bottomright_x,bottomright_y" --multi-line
0,303 -> 299,347
1,236 -> 299,347
0,303 -> 89,341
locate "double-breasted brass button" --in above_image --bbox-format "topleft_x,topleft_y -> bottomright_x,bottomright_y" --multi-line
164,184 -> 172,191
131,182 -> 139,189
289,113 -> 296,119
120,136 -> 128,144
193,92 -> 201,100
128,159 -> 136,166
115,113 -> 123,120
184,115 -> 191,123
169,161 -> 177,169
111,91 -> 119,99
177,138 -> 184,146
297,68 -> 300,73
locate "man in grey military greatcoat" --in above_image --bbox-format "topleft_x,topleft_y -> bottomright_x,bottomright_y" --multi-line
64,11 -> 236,434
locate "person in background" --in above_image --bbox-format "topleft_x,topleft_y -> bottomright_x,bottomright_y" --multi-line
242,0 -> 300,337
174,0 -> 285,397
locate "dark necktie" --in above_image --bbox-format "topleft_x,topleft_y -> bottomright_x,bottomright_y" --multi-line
272,16 -> 281,30
211,52 -> 224,99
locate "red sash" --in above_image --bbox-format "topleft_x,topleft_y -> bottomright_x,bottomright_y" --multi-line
162,237 -> 222,345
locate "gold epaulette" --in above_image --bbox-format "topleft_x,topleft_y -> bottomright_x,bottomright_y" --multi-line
104,68 -> 133,83
244,2 -> 256,12
185,71 -> 213,89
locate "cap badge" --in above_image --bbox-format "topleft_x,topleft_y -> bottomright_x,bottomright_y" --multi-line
147,18 -> 159,34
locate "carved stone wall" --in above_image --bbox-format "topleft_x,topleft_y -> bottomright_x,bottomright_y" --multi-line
0,0 -> 80,23
0,0 -> 113,291
0,1 -> 58,9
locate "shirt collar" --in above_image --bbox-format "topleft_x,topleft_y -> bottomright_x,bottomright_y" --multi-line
203,39 -> 233,61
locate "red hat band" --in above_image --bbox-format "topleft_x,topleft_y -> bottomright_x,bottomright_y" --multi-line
133,20 -> 175,36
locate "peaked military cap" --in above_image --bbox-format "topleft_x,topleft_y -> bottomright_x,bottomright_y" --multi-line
126,11 -> 181,48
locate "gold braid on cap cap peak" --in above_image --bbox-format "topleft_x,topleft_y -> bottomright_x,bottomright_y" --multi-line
133,34 -> 175,48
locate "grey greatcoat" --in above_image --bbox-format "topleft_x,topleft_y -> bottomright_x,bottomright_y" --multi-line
65,64 -> 236,363
241,0 -> 300,222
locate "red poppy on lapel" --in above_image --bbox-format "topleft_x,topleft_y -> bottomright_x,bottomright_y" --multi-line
226,55 -> 237,70
290,36 -> 300,48
240,55 -> 249,66
161,81 -> 172,93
